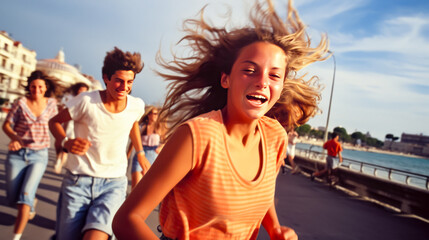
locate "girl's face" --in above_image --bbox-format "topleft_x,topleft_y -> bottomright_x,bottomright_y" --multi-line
29,79 -> 48,99
148,109 -> 159,123
221,41 -> 286,121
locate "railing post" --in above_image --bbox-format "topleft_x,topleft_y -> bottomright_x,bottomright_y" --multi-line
406,176 -> 411,186
426,178 -> 429,190
388,169 -> 392,180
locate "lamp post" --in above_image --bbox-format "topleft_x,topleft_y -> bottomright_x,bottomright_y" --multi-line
323,51 -> 336,143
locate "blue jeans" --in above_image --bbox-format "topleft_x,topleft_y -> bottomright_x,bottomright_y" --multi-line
56,171 -> 127,240
5,148 -> 48,211
131,145 -> 158,173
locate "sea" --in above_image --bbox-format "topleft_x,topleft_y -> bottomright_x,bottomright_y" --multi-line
296,143 -> 429,189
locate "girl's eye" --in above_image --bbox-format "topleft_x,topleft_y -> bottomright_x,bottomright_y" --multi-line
243,69 -> 255,74
270,73 -> 283,80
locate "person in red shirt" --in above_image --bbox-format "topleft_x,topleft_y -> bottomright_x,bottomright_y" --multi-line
311,132 -> 343,181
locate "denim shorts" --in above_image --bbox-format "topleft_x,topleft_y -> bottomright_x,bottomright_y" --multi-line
5,148 -> 48,211
326,155 -> 334,170
131,145 -> 158,173
56,171 -> 127,240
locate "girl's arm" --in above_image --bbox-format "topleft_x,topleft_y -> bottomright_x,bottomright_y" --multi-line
155,143 -> 164,154
2,120 -> 23,151
126,141 -> 133,159
113,124 -> 194,239
262,202 -> 297,240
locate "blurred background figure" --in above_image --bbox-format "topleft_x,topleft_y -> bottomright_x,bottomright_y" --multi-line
311,132 -> 343,182
287,128 -> 300,174
127,105 -> 165,189
2,70 -> 58,240
54,82 -> 89,174
281,128 -> 299,175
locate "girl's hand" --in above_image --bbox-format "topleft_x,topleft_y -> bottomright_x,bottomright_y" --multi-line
271,226 -> 298,240
8,140 -> 23,151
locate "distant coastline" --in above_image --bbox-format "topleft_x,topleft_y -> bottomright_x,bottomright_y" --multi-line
298,137 -> 428,160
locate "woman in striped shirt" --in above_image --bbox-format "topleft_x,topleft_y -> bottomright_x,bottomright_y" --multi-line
113,0 -> 329,239
2,70 -> 58,240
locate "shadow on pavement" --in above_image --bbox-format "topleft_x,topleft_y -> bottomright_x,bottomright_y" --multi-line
29,214 -> 56,230
0,211 -> 15,226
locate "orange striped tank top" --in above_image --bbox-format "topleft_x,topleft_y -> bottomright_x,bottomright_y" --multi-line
159,110 -> 286,239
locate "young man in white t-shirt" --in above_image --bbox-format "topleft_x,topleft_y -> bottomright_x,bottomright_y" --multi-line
49,47 -> 150,240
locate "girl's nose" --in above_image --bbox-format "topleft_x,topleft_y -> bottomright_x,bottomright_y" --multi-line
255,74 -> 269,89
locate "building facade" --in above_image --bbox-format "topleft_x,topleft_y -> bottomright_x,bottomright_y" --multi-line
0,31 -> 37,105
383,133 -> 429,157
1,31 -> 102,119
36,49 -> 102,91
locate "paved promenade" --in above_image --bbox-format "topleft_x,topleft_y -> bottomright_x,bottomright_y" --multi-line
0,123 -> 428,239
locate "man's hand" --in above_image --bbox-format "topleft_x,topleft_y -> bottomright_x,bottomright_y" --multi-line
64,137 -> 91,155
137,151 -> 151,175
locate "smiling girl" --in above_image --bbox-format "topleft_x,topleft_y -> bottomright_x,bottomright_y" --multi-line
2,70 -> 58,240
113,0 -> 329,239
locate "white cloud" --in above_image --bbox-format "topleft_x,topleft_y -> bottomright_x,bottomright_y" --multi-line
334,15 -> 429,56
293,0 -> 368,28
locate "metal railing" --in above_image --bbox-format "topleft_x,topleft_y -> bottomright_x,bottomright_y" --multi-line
295,145 -> 429,190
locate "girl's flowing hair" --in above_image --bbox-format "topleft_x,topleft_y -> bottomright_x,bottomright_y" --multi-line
157,0 -> 330,137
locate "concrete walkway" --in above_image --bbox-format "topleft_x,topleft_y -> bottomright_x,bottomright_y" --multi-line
259,169 -> 429,240
0,126 -> 428,239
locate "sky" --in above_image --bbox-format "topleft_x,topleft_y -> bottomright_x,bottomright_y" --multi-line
1,0 -> 429,141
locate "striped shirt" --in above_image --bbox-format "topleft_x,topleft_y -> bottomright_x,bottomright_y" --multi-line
6,97 -> 58,150
159,110 -> 286,240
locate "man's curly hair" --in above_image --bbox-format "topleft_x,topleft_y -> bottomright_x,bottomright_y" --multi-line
102,47 -> 144,83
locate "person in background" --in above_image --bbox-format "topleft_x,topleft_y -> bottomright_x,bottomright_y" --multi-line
61,82 -> 90,106
54,82 -> 89,174
311,132 -> 343,182
2,70 -> 58,240
282,128 -> 299,175
113,0 -> 329,239
126,105 -> 166,189
49,47 -> 150,240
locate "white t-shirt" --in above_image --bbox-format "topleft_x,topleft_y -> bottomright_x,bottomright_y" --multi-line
65,91 -> 145,178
